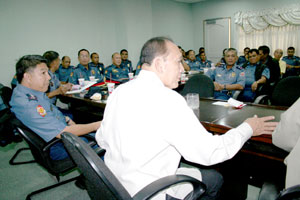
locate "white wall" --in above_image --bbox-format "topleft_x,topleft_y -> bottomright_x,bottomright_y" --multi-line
192,0 -> 300,55
0,0 -> 193,87
1,0 -> 299,87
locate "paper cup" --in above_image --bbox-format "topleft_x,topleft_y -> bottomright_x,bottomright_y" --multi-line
78,78 -> 84,87
107,83 -> 115,95
89,76 -> 95,81
128,73 -> 134,80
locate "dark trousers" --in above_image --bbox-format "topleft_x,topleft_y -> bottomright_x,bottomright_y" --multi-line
166,168 -> 223,200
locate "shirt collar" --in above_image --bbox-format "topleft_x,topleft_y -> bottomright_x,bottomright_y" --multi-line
137,70 -> 164,87
18,84 -> 46,99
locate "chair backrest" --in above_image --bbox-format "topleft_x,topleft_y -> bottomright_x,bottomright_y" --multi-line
180,74 -> 214,97
0,84 -> 12,108
14,121 -> 75,176
271,76 -> 300,107
61,132 -> 132,200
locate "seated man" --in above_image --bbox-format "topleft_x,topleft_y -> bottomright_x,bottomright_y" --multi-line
69,49 -> 104,84
11,74 -> 18,89
96,37 -> 277,200
258,45 -> 280,85
43,51 -> 72,105
195,47 -> 205,60
196,52 -> 212,69
282,46 -> 300,77
55,56 -> 74,83
239,49 -> 270,102
273,49 -> 286,77
135,60 -> 142,76
206,48 -> 245,100
105,53 -> 129,83
89,52 -> 105,76
10,55 -> 101,161
237,47 -> 250,66
185,50 -> 202,71
120,49 -> 133,72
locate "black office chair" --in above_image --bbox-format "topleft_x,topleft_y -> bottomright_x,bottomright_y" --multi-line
61,132 -> 207,200
180,74 -> 214,98
10,121 -> 82,200
276,184 -> 300,200
258,182 -> 300,200
255,76 -> 300,106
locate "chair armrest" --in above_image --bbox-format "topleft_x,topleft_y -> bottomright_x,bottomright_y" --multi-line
276,184 -> 300,200
43,138 -> 63,152
254,95 -> 269,105
132,174 -> 206,200
232,90 -> 241,100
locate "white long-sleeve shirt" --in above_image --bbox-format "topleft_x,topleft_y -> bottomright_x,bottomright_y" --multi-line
96,70 -> 253,199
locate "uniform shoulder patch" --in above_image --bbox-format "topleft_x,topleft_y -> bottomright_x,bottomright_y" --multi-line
36,105 -> 47,117
26,94 -> 38,101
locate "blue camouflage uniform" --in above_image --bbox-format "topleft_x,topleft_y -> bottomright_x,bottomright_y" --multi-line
89,62 -> 105,76
205,64 -> 246,100
197,59 -> 212,69
11,75 -> 18,88
282,56 -> 300,76
105,64 -> 129,83
9,84 -> 95,160
135,61 -> 142,76
48,70 -> 61,105
237,56 -> 247,66
242,63 -> 270,102
185,59 -> 202,72
69,64 -> 104,84
121,59 -> 133,73
55,64 -> 74,82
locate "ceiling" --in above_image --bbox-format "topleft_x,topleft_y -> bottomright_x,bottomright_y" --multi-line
172,0 -> 207,3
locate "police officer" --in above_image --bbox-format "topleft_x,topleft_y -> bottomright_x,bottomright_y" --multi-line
11,74 -> 18,89
43,51 -> 72,105
105,52 -> 129,83
69,49 -> 104,84
237,47 -> 250,66
135,60 -> 142,76
205,48 -> 245,100
240,49 -> 270,102
282,46 -> 300,77
89,52 -> 105,76
196,52 -> 212,69
185,50 -> 202,71
10,55 -> 101,160
55,56 -> 74,83
120,49 -> 133,72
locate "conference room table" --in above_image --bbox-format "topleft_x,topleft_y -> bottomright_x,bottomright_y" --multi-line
59,93 -> 289,161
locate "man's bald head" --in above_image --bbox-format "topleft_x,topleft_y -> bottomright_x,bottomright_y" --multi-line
112,52 -> 121,67
140,37 -> 173,66
274,49 -> 283,60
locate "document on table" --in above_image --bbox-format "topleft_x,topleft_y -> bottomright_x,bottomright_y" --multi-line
212,98 -> 246,108
66,81 -> 97,94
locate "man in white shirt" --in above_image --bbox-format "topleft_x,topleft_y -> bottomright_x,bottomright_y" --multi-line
96,37 -> 278,200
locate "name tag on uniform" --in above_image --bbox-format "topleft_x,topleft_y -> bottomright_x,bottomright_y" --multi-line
217,74 -> 222,77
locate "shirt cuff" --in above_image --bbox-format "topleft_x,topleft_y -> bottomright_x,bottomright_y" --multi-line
236,122 -> 253,142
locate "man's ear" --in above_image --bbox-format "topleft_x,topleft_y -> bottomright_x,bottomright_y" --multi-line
23,72 -> 31,83
153,57 -> 165,73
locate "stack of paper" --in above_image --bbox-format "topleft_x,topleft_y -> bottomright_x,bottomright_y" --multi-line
66,81 -> 97,94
